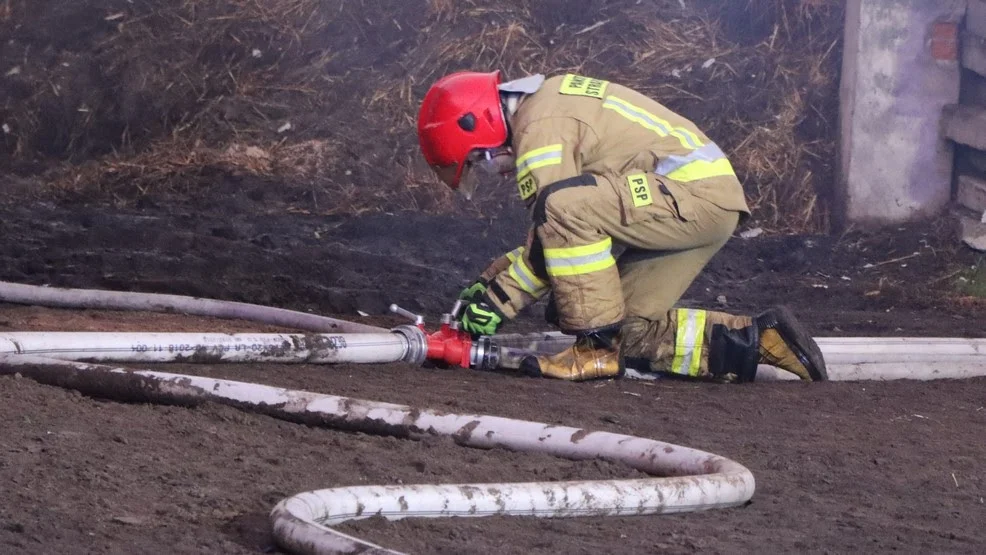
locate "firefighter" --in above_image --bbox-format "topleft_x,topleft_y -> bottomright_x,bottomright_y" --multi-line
417,71 -> 826,383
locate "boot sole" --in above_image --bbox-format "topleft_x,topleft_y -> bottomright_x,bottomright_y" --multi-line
760,306 -> 828,381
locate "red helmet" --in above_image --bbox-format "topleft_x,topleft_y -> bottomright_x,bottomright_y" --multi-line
417,71 -> 509,190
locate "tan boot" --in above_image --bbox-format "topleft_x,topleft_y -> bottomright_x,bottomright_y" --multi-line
520,328 -> 624,381
707,306 -> 826,382
756,306 -> 827,381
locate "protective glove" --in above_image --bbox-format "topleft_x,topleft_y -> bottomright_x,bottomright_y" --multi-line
460,302 -> 503,336
457,280 -> 488,304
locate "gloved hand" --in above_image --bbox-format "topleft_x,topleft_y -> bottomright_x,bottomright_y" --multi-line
458,280 -> 488,304
460,302 -> 503,336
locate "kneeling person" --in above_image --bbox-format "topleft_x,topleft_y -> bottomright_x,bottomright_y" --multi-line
417,71 -> 826,383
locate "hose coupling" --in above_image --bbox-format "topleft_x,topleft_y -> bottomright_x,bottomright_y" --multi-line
470,336 -> 500,371
391,325 -> 428,365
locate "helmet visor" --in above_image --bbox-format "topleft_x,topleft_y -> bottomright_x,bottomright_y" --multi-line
459,150 -> 515,200
457,163 -> 482,201
431,150 -> 513,201
430,162 -> 480,200
431,163 -> 461,190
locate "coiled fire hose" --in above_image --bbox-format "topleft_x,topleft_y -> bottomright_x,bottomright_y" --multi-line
2,282 -> 986,553
0,353 -> 755,554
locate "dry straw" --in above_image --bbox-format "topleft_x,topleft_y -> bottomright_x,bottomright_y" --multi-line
3,0 -> 844,233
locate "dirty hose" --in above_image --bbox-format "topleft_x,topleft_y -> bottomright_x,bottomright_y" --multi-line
494,332 -> 986,381
0,281 -> 386,334
0,329 -> 427,365
0,353 -> 756,555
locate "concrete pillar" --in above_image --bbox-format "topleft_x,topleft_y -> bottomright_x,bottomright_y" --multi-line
837,0 -> 966,228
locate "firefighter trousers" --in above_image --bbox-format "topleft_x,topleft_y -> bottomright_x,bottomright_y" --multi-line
536,172 -> 749,376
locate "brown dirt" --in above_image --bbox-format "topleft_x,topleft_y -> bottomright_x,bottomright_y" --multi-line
0,0 -> 844,232
1,197 -> 986,554
3,1 -> 986,553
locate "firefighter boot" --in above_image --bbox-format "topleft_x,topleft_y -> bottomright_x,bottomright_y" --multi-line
520,326 -> 625,381
709,306 -> 827,382
756,306 -> 827,381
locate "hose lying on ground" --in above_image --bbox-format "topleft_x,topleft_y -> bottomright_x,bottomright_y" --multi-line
0,353 -> 756,555
0,280 -> 386,334
0,330 -> 427,365
495,332 -> 986,381
8,281 -> 985,381
3,329 -> 986,382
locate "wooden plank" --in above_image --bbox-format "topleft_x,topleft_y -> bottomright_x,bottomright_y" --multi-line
963,33 -> 986,77
957,174 -> 986,213
942,104 -> 986,151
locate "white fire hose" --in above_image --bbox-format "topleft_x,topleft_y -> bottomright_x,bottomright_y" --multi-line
2,277 -> 983,381
2,283 -> 986,553
0,281 -> 386,333
0,353 -> 756,555
495,332 -> 986,381
3,331 -> 986,555
2,331 -> 986,381
0,330 -> 426,365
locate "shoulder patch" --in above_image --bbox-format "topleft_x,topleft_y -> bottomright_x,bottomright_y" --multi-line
626,173 -> 654,208
559,74 -> 609,99
517,173 -> 538,201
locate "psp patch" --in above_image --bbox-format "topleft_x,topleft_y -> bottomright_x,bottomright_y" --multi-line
517,174 -> 538,201
626,173 -> 653,208
559,74 -> 609,99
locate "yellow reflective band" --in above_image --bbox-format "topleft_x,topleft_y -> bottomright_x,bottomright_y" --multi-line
517,144 -> 563,166
505,247 -> 526,263
544,238 -> 616,277
546,257 -> 616,277
545,237 -> 613,258
671,309 -> 707,377
602,96 -> 704,150
665,158 -> 736,183
559,74 -> 610,98
523,157 -> 563,175
516,144 -> 564,179
508,258 -> 548,296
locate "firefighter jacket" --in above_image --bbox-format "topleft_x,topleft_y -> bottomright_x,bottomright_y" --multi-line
481,74 -> 750,333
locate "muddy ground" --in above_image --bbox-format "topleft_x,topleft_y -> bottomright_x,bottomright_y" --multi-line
1,194 -> 985,554
1,0 -> 982,553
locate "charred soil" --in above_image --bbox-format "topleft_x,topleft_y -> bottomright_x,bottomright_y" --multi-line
1,194 -> 986,554
1,0 -> 844,231
2,0 -> 986,554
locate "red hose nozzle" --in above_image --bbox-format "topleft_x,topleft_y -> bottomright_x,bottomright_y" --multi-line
425,321 -> 473,368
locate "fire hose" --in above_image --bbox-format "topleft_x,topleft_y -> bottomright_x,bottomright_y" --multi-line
0,280 -> 386,334
2,311 -> 985,381
0,353 -> 756,555
0,288 -> 757,554
3,283 -> 986,553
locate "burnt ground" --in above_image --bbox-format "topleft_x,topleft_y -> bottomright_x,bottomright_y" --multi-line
0,1 -> 983,552
0,194 -> 985,554
0,0 -> 845,232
